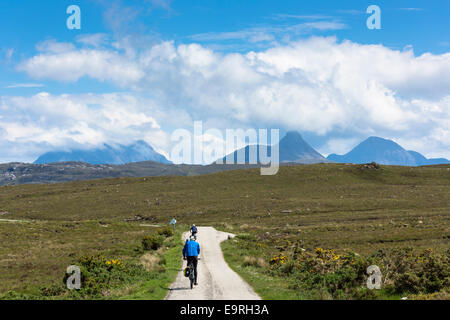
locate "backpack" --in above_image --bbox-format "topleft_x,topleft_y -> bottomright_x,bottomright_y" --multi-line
192,226 -> 197,233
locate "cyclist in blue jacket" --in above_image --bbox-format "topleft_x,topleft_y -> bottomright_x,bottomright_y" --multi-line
190,224 -> 198,240
183,235 -> 200,285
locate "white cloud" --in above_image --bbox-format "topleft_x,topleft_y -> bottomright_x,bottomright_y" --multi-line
5,83 -> 44,88
5,48 -> 14,60
18,47 -> 144,86
272,14 -> 333,20
319,138 -> 360,157
36,40 -> 75,53
0,92 -> 169,162
13,37 -> 450,160
399,8 -> 423,12
188,21 -> 346,43
76,34 -> 109,48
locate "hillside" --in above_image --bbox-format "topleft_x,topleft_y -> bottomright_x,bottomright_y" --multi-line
1,163 -> 448,299
0,161 -> 259,186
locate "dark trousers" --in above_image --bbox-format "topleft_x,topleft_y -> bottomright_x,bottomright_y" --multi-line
187,256 -> 198,282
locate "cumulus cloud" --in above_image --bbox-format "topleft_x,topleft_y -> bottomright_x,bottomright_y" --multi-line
0,92 -> 169,162
18,46 -> 144,86
13,36 -> 450,160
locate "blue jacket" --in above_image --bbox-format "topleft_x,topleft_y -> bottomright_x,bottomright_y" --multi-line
183,240 -> 200,257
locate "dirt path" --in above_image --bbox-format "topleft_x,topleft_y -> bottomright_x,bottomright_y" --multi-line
0,219 -> 30,223
165,226 -> 261,300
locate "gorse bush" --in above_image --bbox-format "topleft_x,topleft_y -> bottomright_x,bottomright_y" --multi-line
142,235 -> 164,251
61,254 -> 151,297
62,254 -> 121,296
157,226 -> 174,237
142,226 -> 174,251
265,248 -> 373,299
241,242 -> 449,299
373,248 -> 449,294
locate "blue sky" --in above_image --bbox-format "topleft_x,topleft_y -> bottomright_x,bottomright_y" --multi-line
0,0 -> 449,163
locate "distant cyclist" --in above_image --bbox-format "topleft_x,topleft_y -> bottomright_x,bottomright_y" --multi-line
183,235 -> 200,286
190,224 -> 198,239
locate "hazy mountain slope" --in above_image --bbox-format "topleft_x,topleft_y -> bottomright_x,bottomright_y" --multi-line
34,141 -> 171,165
221,131 -> 329,164
327,137 -> 449,166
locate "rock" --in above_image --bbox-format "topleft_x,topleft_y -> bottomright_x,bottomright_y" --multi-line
0,211 -> 8,216
401,297 -> 408,300
359,162 -> 380,170
280,210 -> 292,214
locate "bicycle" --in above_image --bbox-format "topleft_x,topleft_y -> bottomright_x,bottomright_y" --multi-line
187,261 -> 195,289
184,257 -> 200,289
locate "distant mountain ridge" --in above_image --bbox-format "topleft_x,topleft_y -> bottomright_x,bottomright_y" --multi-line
0,161 -> 261,186
220,131 -> 330,164
24,134 -> 450,169
327,137 -> 449,166
34,140 -> 171,165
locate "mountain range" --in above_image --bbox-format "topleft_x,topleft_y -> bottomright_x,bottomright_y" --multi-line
28,132 -> 450,168
1,132 -> 448,186
221,131 -> 331,164
34,140 -> 171,165
327,137 -> 449,166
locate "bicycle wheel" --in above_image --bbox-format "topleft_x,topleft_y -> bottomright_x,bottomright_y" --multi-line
188,263 -> 194,289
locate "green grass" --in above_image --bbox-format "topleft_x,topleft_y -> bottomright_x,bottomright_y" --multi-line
221,240 -> 295,299
0,220 -> 184,299
119,232 -> 183,300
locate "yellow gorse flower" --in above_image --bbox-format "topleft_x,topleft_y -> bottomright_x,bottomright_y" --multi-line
105,259 -> 122,266
269,254 -> 288,265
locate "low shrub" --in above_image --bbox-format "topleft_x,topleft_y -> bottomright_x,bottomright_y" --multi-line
0,290 -> 37,300
372,248 -> 449,294
62,254 -> 144,297
264,245 -> 448,299
157,226 -> 174,238
142,235 -> 164,251
40,283 -> 66,297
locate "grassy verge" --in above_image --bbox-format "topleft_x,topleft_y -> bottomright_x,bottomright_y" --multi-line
0,223 -> 184,300
120,228 -> 183,300
222,239 -> 295,299
222,233 -> 449,300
